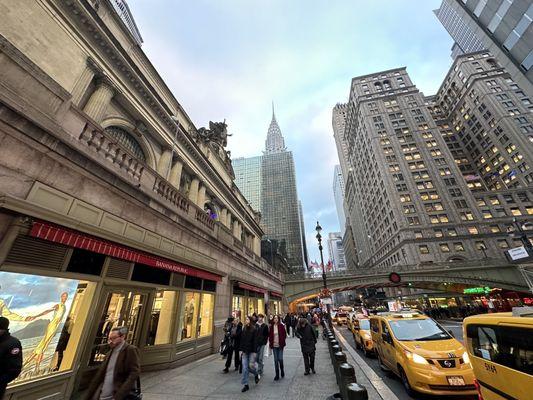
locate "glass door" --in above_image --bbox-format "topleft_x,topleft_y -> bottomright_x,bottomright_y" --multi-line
88,289 -> 148,366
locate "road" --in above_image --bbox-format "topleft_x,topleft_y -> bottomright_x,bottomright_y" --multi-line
336,321 -> 476,400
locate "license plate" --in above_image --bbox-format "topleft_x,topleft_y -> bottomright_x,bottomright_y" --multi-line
447,376 -> 465,386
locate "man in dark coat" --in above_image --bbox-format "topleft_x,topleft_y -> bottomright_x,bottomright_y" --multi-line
283,313 -> 292,336
296,317 -> 317,375
83,326 -> 140,400
0,317 -> 22,400
255,314 -> 269,377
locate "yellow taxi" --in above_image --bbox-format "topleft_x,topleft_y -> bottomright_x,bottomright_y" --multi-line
351,317 -> 374,357
370,310 -> 476,397
336,310 -> 349,325
463,307 -> 533,400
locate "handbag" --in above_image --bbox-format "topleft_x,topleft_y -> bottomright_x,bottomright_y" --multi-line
124,377 -> 142,400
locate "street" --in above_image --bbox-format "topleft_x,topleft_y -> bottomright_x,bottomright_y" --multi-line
336,324 -> 476,400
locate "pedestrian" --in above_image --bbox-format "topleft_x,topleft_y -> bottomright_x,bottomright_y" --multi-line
291,314 -> 298,337
223,317 -> 242,373
268,315 -> 287,381
221,316 -> 233,359
0,317 -> 22,400
312,313 -> 320,339
239,316 -> 260,392
83,326 -> 140,400
255,314 -> 269,377
283,313 -> 291,336
296,317 -> 316,375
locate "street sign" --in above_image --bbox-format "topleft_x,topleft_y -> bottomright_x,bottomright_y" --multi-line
508,246 -> 530,261
389,272 -> 401,283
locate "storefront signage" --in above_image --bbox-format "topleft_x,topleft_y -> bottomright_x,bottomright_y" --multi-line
30,220 -> 222,281
237,281 -> 267,294
463,287 -> 491,294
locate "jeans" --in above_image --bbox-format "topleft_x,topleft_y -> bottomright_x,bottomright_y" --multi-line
256,345 -> 265,375
241,352 -> 258,385
272,347 -> 284,376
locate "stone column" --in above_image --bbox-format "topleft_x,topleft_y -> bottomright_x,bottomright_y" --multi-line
233,220 -> 240,237
83,77 -> 115,123
253,236 -> 261,255
71,59 -> 97,106
220,208 -> 227,226
168,159 -> 183,188
226,212 -> 233,229
157,148 -> 172,178
197,185 -> 206,208
188,178 -> 199,204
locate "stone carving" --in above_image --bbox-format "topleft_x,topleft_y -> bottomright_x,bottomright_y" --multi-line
197,121 -> 231,147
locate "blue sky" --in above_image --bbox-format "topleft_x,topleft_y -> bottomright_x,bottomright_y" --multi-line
128,0 -> 454,265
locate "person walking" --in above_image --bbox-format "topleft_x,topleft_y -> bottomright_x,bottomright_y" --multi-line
291,314 -> 298,337
239,316 -> 259,392
283,313 -> 291,336
296,317 -> 316,375
0,317 -> 22,400
83,326 -> 140,400
255,314 -> 269,377
312,312 -> 320,339
223,317 -> 242,373
268,315 -> 287,381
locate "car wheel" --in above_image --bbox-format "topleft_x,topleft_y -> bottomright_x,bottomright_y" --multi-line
399,367 -> 416,397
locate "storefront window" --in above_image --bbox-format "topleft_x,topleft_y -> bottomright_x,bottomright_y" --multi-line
0,271 -> 95,385
257,298 -> 265,315
198,293 -> 214,337
146,290 -> 178,346
248,297 -> 257,315
232,295 -> 243,319
177,292 -> 200,342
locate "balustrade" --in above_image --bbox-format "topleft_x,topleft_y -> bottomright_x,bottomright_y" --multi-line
153,176 -> 190,213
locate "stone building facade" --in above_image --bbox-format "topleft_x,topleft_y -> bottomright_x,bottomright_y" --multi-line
335,51 -> 533,272
0,1 -> 282,398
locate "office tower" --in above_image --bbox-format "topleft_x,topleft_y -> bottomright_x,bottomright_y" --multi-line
298,201 -> 310,268
232,156 -> 262,211
333,165 -> 347,234
327,232 -> 347,271
434,0 -> 485,59
335,51 -> 533,270
233,108 -> 306,272
435,0 -> 533,95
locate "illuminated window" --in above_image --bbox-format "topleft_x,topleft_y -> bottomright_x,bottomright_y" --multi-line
510,207 -> 522,216
440,243 -> 450,252
147,290 -> 178,346
198,293 -> 214,337
468,227 -> 479,235
419,245 -> 430,254
447,229 -> 458,237
178,292 -> 200,341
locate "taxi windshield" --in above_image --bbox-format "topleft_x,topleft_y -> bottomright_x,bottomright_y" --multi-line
359,320 -> 370,330
389,318 -> 451,341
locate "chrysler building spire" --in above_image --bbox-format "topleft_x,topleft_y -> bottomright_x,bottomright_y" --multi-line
264,103 -> 287,154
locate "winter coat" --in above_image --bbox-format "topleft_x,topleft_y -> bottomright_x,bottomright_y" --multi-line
229,322 -> 242,348
239,324 -> 258,354
268,323 -> 287,349
296,322 -> 316,354
256,322 -> 269,347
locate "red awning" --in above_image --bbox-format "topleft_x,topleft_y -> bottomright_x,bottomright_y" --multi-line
30,220 -> 222,282
237,281 -> 267,294
270,291 -> 283,298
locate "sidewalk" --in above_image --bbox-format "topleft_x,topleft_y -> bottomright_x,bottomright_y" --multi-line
141,332 -> 339,400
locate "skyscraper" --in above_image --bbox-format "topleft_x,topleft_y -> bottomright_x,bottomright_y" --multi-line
233,108 -> 306,272
434,0 -> 485,59
335,51 -> 533,271
435,0 -> 533,95
332,165 -> 347,234
232,156 -> 262,211
327,232 -> 347,271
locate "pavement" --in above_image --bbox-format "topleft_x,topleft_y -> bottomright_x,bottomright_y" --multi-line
141,331 -> 340,399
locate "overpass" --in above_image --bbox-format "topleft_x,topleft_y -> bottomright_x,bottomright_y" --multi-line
284,259 -> 532,305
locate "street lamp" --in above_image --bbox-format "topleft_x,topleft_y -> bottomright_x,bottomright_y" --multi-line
315,221 -> 330,315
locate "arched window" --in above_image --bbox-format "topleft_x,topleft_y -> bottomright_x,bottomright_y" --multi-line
383,80 -> 391,90
104,126 -> 146,162
374,82 -> 382,91
487,58 -> 498,69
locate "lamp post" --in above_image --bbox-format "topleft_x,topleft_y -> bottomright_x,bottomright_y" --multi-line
315,221 -> 330,315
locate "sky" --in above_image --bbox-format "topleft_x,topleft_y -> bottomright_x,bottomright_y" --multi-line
127,0 -> 454,266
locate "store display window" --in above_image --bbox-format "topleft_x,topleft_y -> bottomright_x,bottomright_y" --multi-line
177,292 -> 200,342
247,297 -> 257,315
198,293 -> 214,337
232,295 -> 244,319
0,271 -> 95,385
257,298 -> 265,315
146,290 -> 178,346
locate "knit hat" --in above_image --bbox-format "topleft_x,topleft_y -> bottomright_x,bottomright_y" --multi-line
0,317 -> 9,330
